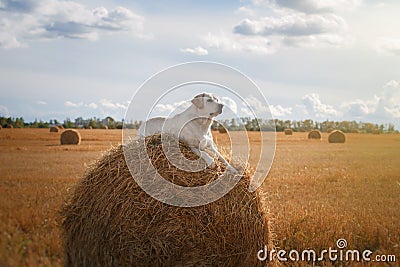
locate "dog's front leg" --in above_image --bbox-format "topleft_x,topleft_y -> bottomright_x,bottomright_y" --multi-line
203,138 -> 238,174
190,147 -> 216,169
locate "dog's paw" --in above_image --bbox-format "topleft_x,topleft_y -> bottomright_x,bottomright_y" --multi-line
208,161 -> 216,169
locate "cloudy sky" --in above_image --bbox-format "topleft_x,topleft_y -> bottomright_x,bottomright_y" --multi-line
0,0 -> 399,127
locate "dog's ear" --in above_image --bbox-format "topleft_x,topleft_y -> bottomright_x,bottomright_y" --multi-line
191,96 -> 204,109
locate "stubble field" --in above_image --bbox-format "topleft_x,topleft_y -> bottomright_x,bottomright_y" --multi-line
0,128 -> 399,266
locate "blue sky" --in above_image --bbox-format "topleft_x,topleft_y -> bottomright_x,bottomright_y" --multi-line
0,0 -> 399,127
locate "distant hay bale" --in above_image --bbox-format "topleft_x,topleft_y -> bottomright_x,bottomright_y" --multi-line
327,128 -> 334,133
61,134 -> 273,266
372,129 -> 381,134
308,130 -> 321,140
87,126 -> 93,129
284,128 -> 293,135
6,124 -> 13,129
218,126 -> 227,133
60,129 -> 81,145
50,126 -> 60,133
351,129 -> 360,133
0,125 -> 2,130
57,125 -> 65,130
102,125 -> 108,129
328,130 -> 346,143
298,128 -> 306,132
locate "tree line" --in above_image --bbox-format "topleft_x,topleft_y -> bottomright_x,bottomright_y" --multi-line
0,116 -> 398,134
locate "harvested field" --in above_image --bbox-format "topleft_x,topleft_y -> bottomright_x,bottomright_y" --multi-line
0,129 -> 399,266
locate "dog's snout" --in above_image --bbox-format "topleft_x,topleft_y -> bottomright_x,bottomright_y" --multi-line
218,103 -> 223,113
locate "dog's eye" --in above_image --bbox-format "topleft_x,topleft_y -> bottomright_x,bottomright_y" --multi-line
207,99 -> 213,102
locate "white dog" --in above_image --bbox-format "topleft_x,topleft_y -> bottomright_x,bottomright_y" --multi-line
137,93 -> 237,173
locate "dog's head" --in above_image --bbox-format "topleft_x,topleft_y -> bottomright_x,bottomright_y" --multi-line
191,93 -> 223,118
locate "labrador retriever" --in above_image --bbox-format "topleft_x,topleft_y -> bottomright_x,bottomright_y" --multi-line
137,93 -> 237,173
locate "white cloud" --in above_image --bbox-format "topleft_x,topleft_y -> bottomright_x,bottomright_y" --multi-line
0,104 -> 10,117
234,14 -> 345,37
375,37 -> 400,56
87,102 -> 98,109
36,100 -> 47,105
241,107 -> 253,116
205,32 -> 275,54
0,31 -> 23,49
341,80 -> 400,120
245,96 -> 270,114
221,97 -> 237,113
154,100 -> 190,114
302,93 -> 339,118
180,46 -> 208,56
203,0 -> 353,54
255,0 -> 362,14
242,96 -> 292,117
235,6 -> 256,16
64,100 -> 83,107
0,0 -> 145,48
233,13 -> 349,48
270,104 -> 292,117
99,99 -> 127,110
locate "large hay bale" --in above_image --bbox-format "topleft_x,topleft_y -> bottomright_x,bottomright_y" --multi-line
328,130 -> 345,143
308,130 -> 321,140
60,129 -> 81,145
50,126 -> 60,133
6,124 -> 13,129
284,128 -> 293,135
61,134 -> 273,266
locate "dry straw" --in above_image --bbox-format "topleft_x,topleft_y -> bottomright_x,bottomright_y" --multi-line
50,126 -> 60,133
328,130 -> 346,143
308,130 -> 321,140
61,134 -> 273,266
284,128 -> 293,135
60,129 -> 81,145
0,125 -> 2,130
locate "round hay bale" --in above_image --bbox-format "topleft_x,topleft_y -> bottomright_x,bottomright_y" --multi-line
57,125 -> 65,130
327,128 -> 334,133
50,126 -> 60,133
60,129 -> 81,145
102,125 -> 108,129
308,130 -> 321,140
328,130 -> 345,143
87,126 -> 93,130
6,124 -> 13,129
0,125 -> 2,130
284,128 -> 293,135
61,134 -> 273,266
218,126 -> 227,133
